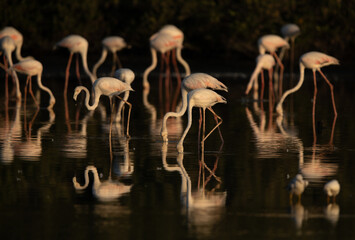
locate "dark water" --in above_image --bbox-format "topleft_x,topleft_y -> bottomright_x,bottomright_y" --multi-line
0,62 -> 355,239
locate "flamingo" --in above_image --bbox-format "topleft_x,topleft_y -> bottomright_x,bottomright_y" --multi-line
54,34 -> 96,95
0,26 -> 33,61
142,25 -> 190,90
12,59 -> 56,109
258,34 -> 289,96
161,73 -> 227,142
287,174 -> 308,204
0,36 -> 21,100
276,51 -> 339,118
245,54 -> 275,100
176,88 -> 227,153
92,36 -> 130,78
324,179 -> 340,204
114,68 -> 135,129
279,23 -> 301,63
73,165 -> 132,201
73,77 -> 133,137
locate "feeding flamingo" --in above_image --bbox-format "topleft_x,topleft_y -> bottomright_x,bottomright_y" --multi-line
12,59 -> 56,109
0,26 -> 33,61
324,179 -> 340,204
176,88 -> 226,153
245,54 -> 275,100
276,51 -> 339,118
287,174 -> 309,204
161,73 -> 227,142
73,77 -> 133,137
54,34 -> 96,95
92,36 -> 130,78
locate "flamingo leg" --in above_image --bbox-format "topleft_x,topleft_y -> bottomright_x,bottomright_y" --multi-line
24,75 -> 30,112
260,70 -> 265,101
312,70 -> 318,144
202,107 -> 223,143
116,96 -> 132,138
158,52 -> 165,109
198,108 -> 202,153
111,52 -> 118,76
75,53 -> 81,83
171,49 -> 181,111
208,107 -> 224,144
272,52 -> 284,97
268,68 -> 275,103
3,56 -> 9,102
165,50 -> 171,112
318,69 -> 338,117
28,77 -> 39,109
64,52 -> 73,96
109,98 -> 115,160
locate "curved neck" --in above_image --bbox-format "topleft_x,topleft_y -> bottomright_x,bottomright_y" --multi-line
276,63 -> 305,115
73,168 -> 91,190
79,86 -> 100,111
177,102 -> 193,149
15,42 -> 24,61
246,65 -> 262,94
92,48 -> 108,78
89,168 -> 101,190
143,48 -> 157,88
80,51 -> 96,83
36,74 -> 56,109
176,47 -> 190,76
6,53 -> 21,100
161,88 -> 188,134
116,91 -> 130,122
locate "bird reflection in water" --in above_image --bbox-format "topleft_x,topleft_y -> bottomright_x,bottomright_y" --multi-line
290,202 -> 308,231
324,203 -> 340,227
161,142 -> 226,236
73,136 -> 133,201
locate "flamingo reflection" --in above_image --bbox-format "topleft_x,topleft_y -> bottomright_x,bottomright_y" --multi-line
324,203 -> 340,226
161,142 -> 226,236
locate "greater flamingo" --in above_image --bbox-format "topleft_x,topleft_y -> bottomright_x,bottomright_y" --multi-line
258,34 -> 289,96
176,88 -> 226,153
142,25 -> 190,90
245,54 -> 275,100
73,77 -> 133,137
55,34 -> 96,95
92,36 -> 130,78
161,73 -> 227,142
279,23 -> 301,64
324,179 -> 340,204
0,36 -> 21,100
276,51 -> 339,118
287,174 -> 308,204
0,26 -> 33,61
12,59 -> 56,109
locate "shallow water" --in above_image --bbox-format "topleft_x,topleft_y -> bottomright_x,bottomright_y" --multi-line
0,63 -> 355,239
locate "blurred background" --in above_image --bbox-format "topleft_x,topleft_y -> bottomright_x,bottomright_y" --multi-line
1,0 -> 354,68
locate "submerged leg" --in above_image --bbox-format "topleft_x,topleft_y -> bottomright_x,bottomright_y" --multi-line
64,53 -> 73,96
202,107 -> 223,143
312,70 -> 318,144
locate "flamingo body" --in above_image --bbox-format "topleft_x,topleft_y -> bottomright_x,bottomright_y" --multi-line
281,24 -> 301,41
258,34 -> 289,54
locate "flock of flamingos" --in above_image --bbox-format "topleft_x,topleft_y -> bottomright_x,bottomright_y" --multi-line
0,24 -> 340,205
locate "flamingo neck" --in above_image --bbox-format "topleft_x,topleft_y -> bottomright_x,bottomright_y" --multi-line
161,88 -> 188,135
80,51 -> 96,83
92,48 -> 108,78
15,42 -> 24,61
177,102 -> 194,152
276,63 -> 305,114
36,74 -> 56,109
176,47 -> 191,76
90,168 -> 101,190
79,86 -> 100,111
73,168 -> 91,190
143,48 -> 157,88
246,64 -> 262,94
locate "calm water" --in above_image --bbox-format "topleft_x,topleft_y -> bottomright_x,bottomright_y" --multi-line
0,60 -> 355,239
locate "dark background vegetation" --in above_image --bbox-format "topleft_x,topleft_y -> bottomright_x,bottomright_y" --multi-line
1,0 -> 354,66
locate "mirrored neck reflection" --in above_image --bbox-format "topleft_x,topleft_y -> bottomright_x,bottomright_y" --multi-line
73,138 -> 133,202
161,142 -> 226,236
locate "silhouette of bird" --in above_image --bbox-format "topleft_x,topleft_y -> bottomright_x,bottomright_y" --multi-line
279,23 -> 301,63
73,77 -> 133,137
92,36 -> 130,78
287,174 -> 308,204
161,73 -> 227,142
276,51 -> 339,117
176,88 -> 226,153
55,34 -> 95,95
324,179 -> 340,204
245,54 -> 275,100
12,59 -> 56,109
0,26 -> 33,61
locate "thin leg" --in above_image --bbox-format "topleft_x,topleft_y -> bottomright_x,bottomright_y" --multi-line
318,69 -> 338,117
75,53 -> 81,83
208,107 -> 224,144
158,52 -> 165,109
111,53 -> 118,76
198,108 -> 202,153
109,98 -> 115,160
260,70 -> 265,101
116,96 -> 132,138
165,50 -> 171,112
28,78 -> 39,109
268,68 -> 275,102
4,56 -> 9,103
64,52 -> 73,96
272,52 -> 284,97
201,108 -> 206,153
171,49 -> 181,111
202,107 -> 223,142
312,70 -> 318,144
